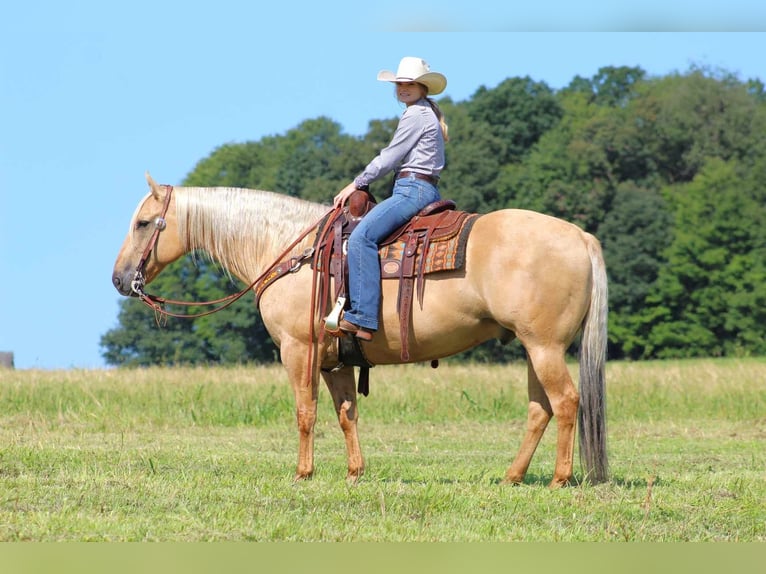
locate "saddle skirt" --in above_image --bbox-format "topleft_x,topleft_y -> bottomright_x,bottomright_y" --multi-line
379,207 -> 477,279
313,190 -> 481,365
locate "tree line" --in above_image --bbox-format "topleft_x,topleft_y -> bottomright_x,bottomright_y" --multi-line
101,65 -> 766,366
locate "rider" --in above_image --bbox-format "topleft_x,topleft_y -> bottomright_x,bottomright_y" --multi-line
331,57 -> 449,342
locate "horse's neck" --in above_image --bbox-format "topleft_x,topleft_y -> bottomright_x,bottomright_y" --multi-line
176,186 -> 326,282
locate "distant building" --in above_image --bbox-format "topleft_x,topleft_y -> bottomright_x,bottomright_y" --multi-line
0,352 -> 14,369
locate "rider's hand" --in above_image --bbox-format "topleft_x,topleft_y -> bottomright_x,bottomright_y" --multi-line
333,182 -> 358,210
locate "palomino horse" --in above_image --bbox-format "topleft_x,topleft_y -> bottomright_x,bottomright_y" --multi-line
112,173 -> 609,487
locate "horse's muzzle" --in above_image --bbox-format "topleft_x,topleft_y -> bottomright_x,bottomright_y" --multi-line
112,271 -> 139,297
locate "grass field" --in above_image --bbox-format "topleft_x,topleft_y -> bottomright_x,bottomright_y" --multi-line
0,359 -> 764,541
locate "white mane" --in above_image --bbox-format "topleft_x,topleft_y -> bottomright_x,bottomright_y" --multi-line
175,187 -> 328,280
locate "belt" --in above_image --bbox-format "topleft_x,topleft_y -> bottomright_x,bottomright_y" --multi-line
397,170 -> 440,185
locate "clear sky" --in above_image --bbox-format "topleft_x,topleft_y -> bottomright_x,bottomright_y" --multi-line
1,1 -> 764,370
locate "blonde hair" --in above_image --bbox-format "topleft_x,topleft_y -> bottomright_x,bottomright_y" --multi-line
426,96 -> 449,142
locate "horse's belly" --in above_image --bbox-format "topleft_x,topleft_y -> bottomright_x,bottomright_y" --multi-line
363,274 -> 502,364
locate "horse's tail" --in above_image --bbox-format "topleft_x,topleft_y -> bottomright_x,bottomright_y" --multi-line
578,233 -> 609,483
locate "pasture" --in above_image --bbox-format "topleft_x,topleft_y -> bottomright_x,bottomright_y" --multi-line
0,359 -> 764,541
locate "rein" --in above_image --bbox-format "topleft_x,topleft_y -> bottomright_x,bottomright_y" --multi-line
131,184 -> 331,319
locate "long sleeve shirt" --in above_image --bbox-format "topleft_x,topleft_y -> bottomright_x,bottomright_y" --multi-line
354,98 -> 445,189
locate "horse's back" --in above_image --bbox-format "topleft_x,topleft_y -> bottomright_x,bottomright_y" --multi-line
475,208 -> 593,253
464,208 -> 596,344
361,209 -> 599,364
465,208 -> 593,282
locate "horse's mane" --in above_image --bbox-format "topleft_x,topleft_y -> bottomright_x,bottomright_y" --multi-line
176,186 -> 328,279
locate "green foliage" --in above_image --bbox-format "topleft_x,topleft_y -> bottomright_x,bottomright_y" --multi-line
495,87 -> 630,229
101,257 -> 276,366
632,67 -> 766,183
636,159 -> 766,358
467,77 -> 563,164
103,64 -> 766,365
575,65 -> 646,107
439,99 -> 508,212
599,183 -> 673,358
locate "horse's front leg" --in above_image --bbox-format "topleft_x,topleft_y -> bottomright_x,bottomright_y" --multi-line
282,340 -> 320,480
321,366 -> 364,482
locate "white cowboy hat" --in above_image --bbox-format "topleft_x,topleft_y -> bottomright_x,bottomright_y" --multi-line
377,57 -> 447,95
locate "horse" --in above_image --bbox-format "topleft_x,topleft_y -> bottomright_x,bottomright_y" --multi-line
112,173 -> 609,487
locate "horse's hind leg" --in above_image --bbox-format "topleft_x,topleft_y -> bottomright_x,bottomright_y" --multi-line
503,358 -> 553,485
321,367 -> 364,482
504,347 -> 578,488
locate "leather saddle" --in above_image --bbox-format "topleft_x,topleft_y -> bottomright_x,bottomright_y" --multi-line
314,190 -> 480,376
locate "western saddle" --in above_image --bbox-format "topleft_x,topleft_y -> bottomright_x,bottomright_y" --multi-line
313,190 -> 480,394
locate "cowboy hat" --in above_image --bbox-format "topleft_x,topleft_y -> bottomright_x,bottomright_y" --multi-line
377,57 -> 447,95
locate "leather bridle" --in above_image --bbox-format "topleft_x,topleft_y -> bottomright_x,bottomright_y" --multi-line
130,185 -> 174,298
129,184 -> 325,319
127,185 -> 353,385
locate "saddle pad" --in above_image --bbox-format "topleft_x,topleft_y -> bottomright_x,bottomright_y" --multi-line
379,213 -> 480,278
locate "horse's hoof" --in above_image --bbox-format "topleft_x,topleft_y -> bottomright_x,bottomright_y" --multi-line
548,478 -> 571,489
501,473 -> 524,486
346,469 -> 364,484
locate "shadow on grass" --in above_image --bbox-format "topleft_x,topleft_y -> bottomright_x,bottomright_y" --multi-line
491,473 -> 667,488
373,473 -> 551,486
351,462 -> 667,488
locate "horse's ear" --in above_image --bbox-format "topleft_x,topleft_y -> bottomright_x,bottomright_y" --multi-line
145,171 -> 163,200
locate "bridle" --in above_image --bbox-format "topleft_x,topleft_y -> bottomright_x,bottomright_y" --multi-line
129,184 -> 326,320
130,185 -> 174,298
128,185 -> 352,386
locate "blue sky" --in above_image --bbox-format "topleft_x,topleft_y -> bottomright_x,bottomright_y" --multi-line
1,1 -> 765,369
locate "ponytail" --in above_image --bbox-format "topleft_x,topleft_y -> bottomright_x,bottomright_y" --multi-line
426,97 -> 450,142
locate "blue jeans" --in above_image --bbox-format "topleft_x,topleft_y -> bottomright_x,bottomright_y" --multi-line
343,175 -> 441,331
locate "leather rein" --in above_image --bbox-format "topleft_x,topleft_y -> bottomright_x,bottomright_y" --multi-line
130,184 -> 329,319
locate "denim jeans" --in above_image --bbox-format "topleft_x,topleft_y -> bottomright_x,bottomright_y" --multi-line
343,175 -> 441,331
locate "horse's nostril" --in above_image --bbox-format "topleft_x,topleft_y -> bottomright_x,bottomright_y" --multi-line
112,274 -> 122,289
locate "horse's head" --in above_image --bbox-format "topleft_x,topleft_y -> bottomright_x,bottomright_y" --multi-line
111,173 -> 184,297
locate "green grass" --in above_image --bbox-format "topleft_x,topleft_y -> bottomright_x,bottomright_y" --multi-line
1,359 -> 764,541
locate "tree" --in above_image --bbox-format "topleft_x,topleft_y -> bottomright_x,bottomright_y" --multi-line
275,117 -> 362,202
564,66 -> 646,108
495,90 -> 617,230
185,140 -> 281,191
101,257 -> 276,366
466,77 -> 562,165
635,159 -> 766,358
101,65 -> 766,365
438,98 -> 508,212
632,67 -> 766,184
598,183 -> 673,359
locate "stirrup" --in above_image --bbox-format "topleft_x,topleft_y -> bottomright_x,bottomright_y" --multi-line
324,296 -> 346,332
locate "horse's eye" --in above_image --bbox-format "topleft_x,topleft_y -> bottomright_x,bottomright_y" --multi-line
135,220 -> 151,230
